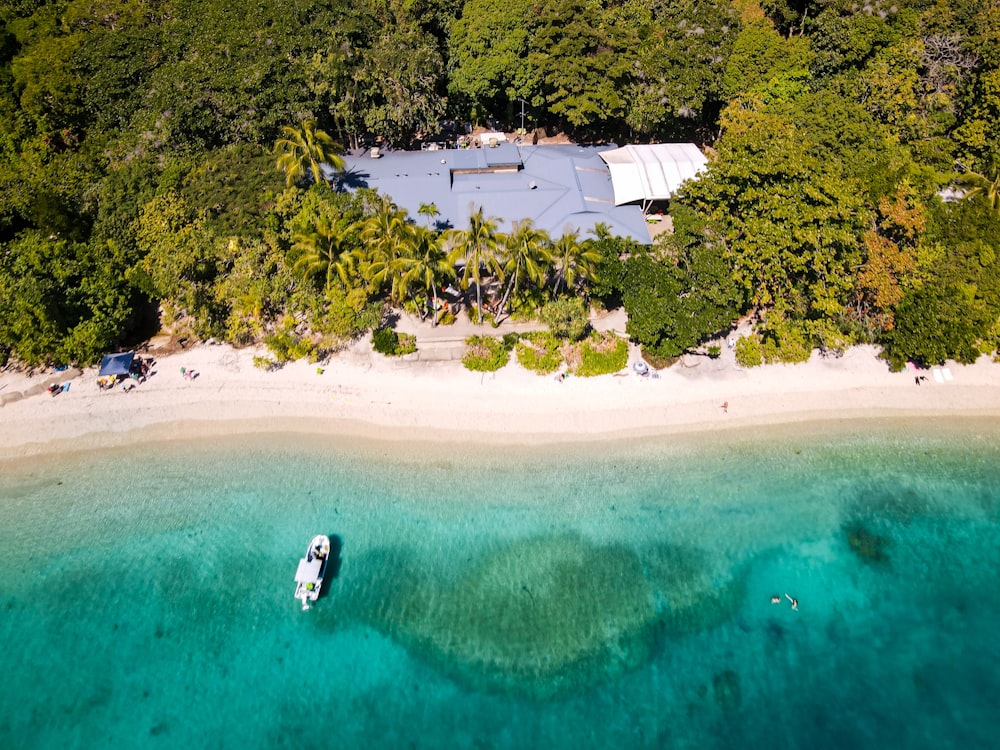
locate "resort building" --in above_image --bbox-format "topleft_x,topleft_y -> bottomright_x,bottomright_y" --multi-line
332,143 -> 707,243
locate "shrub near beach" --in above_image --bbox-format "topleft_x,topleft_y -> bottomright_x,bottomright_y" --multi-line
572,332 -> 628,377
516,332 -> 563,374
373,328 -> 417,357
462,335 -> 514,372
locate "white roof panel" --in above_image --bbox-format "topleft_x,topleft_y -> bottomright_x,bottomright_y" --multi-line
598,144 -> 707,205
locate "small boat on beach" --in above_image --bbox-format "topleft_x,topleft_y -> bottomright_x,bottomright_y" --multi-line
294,534 -> 330,610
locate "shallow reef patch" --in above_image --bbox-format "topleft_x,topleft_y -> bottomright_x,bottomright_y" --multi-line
339,533 -> 747,698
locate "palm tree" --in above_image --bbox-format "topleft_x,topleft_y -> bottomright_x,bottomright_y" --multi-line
360,208 -> 410,293
418,202 -> 440,229
551,230 -> 601,298
954,170 -> 1000,214
496,219 -> 552,322
359,189 -> 398,218
290,214 -> 357,291
274,119 -> 345,188
450,206 -> 504,319
393,225 -> 458,321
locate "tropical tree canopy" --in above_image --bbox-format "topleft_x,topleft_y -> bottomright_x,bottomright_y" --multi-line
1,0 -> 998,370
274,119 -> 345,188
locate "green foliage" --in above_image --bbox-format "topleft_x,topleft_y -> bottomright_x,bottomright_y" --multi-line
11,31 -> 85,133
516,331 -> 563,374
264,317 -> 316,363
501,333 -> 520,349
540,297 -> 589,341
620,210 -> 743,360
681,99 -> 869,319
393,225 -> 458,321
550,231 -> 600,297
882,284 -> 988,369
623,0 -> 739,137
889,196 -> 1000,363
0,230 -> 141,365
394,332 -> 417,356
291,213 -> 358,292
372,327 -> 400,355
1,0 -> 996,370
854,40 -> 949,147
954,67 -> 1000,174
587,230 -> 633,306
621,254 -> 683,358
574,332 -> 627,377
462,334 -> 512,372
808,6 -> 896,80
180,145 -> 287,236
782,89 -> 899,192
497,219 -> 552,321
215,235 -> 294,346
253,355 -> 279,370
372,328 -> 416,356
310,285 -> 384,343
722,21 -> 813,101
452,206 -> 503,316
274,119 -> 343,188
758,315 -> 814,364
357,23 -> 446,144
131,190 -> 226,336
734,335 -> 764,368
447,0 -> 538,117
529,0 -> 629,130
468,306 -> 497,327
732,315 -> 813,367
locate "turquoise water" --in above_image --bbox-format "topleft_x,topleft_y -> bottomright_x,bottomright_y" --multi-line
1,419 -> 998,749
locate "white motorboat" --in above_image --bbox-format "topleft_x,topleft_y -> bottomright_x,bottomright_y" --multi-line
294,535 -> 331,610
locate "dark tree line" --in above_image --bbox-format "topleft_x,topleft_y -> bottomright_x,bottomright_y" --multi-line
1,0 -> 999,368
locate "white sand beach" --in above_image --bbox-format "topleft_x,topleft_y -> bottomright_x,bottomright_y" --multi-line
2,312 -> 1000,459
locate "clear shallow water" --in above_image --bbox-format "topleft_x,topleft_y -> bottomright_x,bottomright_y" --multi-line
0,420 -> 998,749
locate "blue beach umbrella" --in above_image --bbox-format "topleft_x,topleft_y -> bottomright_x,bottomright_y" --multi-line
98,352 -> 135,377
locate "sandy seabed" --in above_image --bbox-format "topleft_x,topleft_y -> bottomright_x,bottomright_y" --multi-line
2,335 -> 999,460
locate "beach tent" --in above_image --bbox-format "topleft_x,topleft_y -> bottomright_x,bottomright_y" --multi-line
98,352 -> 135,377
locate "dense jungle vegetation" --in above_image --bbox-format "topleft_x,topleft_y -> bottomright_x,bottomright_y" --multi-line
2,0 -> 999,370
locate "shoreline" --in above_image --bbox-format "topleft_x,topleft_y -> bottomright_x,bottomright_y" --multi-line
2,339 -> 1000,461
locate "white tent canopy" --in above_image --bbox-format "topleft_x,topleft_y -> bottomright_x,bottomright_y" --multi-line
598,144 -> 708,209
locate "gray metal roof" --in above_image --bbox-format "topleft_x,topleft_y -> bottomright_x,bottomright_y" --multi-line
331,144 -> 651,243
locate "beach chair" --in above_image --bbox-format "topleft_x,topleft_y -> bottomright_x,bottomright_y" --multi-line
942,367 -> 953,381
933,369 -> 944,384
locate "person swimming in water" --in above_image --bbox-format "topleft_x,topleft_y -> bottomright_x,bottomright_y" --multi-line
785,593 -> 798,611
770,595 -> 781,604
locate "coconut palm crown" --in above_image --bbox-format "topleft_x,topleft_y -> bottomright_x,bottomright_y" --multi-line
274,119 -> 345,188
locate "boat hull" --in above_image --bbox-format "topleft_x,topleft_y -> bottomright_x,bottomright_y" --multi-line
294,534 -> 331,609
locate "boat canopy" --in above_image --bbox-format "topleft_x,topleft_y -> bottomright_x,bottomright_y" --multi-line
294,558 -> 322,583
98,352 -> 135,376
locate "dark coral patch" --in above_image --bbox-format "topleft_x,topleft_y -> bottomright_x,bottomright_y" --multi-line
845,522 -> 892,566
